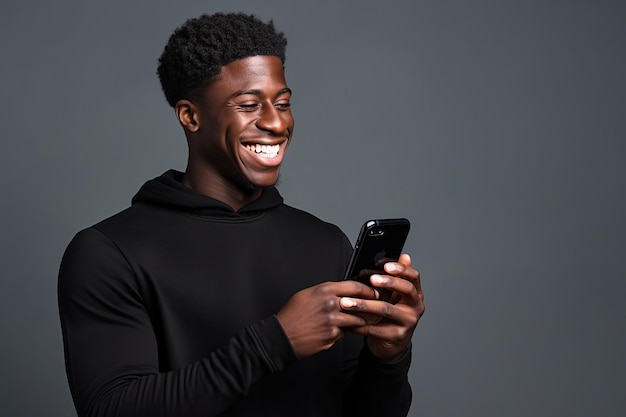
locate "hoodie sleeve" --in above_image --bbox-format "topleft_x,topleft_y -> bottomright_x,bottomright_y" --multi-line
342,339 -> 413,417
58,227 -> 298,417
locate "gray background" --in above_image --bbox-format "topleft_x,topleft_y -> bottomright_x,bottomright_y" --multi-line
1,0 -> 625,416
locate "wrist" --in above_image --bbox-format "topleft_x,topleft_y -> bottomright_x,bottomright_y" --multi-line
366,337 -> 412,362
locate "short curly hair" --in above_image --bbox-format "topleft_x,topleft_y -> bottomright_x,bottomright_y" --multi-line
157,12 -> 287,107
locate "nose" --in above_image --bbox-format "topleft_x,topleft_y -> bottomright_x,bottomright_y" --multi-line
255,104 -> 290,136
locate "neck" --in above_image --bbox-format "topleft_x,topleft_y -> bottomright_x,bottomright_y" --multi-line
181,168 -> 262,212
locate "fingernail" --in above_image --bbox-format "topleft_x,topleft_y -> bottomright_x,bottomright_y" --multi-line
370,274 -> 385,285
340,297 -> 356,308
385,263 -> 397,272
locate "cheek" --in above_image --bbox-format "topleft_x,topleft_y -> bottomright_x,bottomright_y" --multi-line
230,115 -> 258,136
284,113 -> 295,133
220,120 -> 248,150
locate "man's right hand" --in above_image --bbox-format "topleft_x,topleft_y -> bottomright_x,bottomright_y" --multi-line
276,281 -> 379,358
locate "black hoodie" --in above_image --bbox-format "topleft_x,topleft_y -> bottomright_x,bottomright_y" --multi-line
58,170 -> 412,417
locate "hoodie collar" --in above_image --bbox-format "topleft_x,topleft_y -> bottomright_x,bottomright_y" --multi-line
131,170 -> 284,218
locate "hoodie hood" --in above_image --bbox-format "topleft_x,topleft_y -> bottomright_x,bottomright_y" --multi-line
131,170 -> 284,218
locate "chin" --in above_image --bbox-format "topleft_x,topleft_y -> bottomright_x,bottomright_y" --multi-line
239,173 -> 282,191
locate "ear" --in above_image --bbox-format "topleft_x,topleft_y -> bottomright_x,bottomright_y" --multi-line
175,99 -> 200,133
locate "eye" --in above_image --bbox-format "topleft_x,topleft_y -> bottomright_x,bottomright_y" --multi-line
275,101 -> 291,111
238,103 -> 260,111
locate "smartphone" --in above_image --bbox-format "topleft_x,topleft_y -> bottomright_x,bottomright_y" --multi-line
343,218 -> 411,284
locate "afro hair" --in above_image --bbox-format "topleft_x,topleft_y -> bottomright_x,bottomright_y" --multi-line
157,12 -> 288,107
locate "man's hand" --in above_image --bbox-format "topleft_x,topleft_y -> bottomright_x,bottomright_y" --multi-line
339,254 -> 424,361
277,281 -> 379,358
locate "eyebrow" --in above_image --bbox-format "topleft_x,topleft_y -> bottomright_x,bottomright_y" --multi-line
233,87 -> 292,98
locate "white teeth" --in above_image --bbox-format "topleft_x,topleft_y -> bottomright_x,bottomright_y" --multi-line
245,144 -> 280,158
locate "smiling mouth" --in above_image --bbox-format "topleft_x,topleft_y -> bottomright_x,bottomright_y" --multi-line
244,143 -> 280,158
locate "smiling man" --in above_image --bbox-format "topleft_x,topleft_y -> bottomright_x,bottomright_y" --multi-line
58,12 -> 424,417
177,55 -> 293,208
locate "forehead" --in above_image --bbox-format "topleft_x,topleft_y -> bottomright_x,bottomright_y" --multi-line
209,55 -> 288,97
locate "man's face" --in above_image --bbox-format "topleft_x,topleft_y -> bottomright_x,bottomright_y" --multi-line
191,55 -> 294,193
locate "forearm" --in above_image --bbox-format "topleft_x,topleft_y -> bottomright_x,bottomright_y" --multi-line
64,315 -> 297,417
343,343 -> 412,417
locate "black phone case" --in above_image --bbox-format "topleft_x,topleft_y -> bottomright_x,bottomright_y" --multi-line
343,218 -> 411,283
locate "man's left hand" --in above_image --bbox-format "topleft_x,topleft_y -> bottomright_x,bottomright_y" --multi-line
340,253 -> 425,361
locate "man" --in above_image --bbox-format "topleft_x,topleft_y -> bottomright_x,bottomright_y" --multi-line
58,12 -> 424,417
